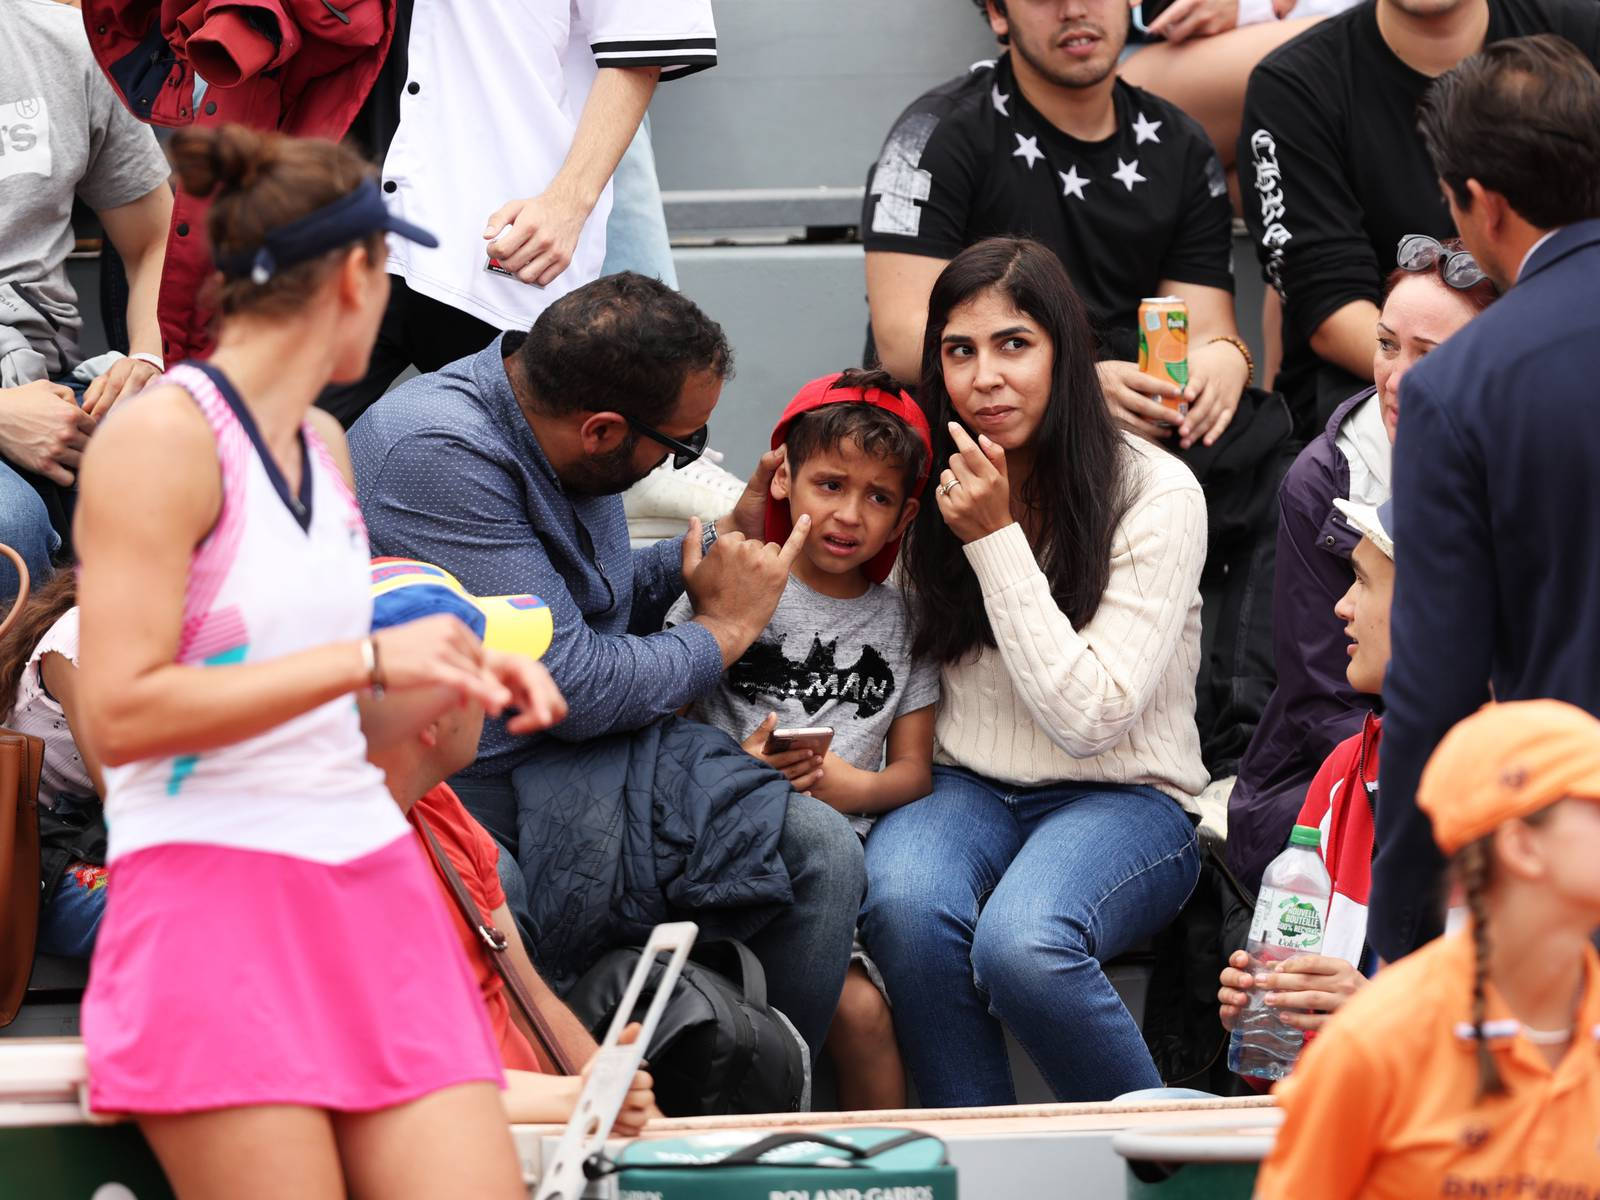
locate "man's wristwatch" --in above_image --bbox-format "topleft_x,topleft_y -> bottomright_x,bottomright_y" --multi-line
700,518 -> 718,556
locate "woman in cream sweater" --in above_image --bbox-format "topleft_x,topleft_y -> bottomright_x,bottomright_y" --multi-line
860,238 -> 1208,1106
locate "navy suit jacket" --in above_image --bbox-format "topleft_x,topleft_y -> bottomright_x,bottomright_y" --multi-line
1371,219 -> 1600,961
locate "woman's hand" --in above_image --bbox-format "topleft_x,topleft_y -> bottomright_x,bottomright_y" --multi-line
1262,954 -> 1366,1031
486,651 -> 569,735
936,423 -> 1014,544
741,712 -> 824,793
369,615 -> 512,712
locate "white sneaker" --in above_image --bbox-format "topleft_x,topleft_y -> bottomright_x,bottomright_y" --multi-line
623,447 -> 748,548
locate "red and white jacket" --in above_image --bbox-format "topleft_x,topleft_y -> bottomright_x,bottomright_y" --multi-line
1296,712 -> 1381,973
81,0 -> 396,362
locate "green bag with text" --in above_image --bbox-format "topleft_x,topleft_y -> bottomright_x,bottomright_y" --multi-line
602,1127 -> 957,1200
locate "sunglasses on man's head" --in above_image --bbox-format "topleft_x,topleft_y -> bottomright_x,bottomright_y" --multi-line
624,414 -> 709,470
1396,234 -> 1489,291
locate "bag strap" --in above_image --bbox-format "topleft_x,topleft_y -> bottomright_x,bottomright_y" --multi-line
698,938 -> 768,1012
594,1130 -> 946,1176
415,816 -> 581,1076
0,544 -> 31,643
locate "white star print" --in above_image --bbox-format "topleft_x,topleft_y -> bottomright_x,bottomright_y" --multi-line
1012,133 -> 1045,170
1132,112 -> 1164,145
1112,156 -> 1147,191
991,84 -> 1010,116
1059,165 -> 1089,201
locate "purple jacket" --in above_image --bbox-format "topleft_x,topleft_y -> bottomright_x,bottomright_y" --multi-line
1227,389 -> 1376,889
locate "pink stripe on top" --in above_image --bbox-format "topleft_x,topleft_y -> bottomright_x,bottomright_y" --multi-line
165,364 -> 253,665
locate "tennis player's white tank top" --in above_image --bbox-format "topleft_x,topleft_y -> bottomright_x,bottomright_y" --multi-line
102,363 -> 407,865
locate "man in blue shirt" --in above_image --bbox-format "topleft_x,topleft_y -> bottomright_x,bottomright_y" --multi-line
350,272 -> 862,1057
1372,36 -> 1600,961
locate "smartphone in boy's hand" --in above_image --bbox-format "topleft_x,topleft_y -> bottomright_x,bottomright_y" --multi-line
764,726 -> 835,756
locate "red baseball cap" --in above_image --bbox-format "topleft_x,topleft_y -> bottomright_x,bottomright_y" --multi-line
763,373 -> 933,584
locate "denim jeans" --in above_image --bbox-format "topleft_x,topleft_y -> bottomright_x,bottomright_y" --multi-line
600,117 -> 678,288
860,767 -> 1201,1106
38,859 -> 108,959
453,772 -> 863,1059
0,456 -> 59,600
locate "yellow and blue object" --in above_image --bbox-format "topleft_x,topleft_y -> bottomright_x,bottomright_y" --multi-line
369,558 -> 553,662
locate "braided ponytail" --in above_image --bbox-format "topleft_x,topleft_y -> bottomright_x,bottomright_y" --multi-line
1457,838 -> 1506,1098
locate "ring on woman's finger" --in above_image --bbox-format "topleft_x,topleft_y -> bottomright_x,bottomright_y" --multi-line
937,479 -> 963,497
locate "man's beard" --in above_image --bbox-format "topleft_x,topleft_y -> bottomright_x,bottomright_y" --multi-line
1010,22 -> 1120,90
558,434 -> 660,497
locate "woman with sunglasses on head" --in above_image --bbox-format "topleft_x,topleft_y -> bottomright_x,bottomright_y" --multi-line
72,125 -> 558,1199
1227,236 -> 1498,893
860,237 -> 1208,1106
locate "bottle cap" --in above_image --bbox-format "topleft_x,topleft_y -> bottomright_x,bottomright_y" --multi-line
1289,825 -> 1322,848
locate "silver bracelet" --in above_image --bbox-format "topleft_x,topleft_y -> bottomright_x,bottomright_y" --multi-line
360,636 -> 385,698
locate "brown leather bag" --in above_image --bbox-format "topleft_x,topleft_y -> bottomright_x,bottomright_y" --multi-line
416,815 -> 581,1075
0,544 -> 46,1027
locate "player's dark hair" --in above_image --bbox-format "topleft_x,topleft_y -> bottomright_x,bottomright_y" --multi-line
1418,34 -> 1600,228
784,371 -> 928,497
169,124 -> 384,317
517,272 -> 733,426
903,237 -> 1131,665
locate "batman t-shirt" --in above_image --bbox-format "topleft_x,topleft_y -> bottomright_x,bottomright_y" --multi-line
666,576 -> 940,832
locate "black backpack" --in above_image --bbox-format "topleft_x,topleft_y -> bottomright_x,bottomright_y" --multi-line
566,938 -> 808,1117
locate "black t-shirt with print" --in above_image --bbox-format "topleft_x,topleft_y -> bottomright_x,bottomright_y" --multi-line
1239,0 -> 1600,426
862,54 -> 1234,363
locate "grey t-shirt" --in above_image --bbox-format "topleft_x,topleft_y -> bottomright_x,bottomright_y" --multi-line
667,575 -> 940,833
1,0 -> 170,379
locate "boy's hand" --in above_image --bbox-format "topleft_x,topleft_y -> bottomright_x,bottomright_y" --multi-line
1262,954 -> 1365,1031
1218,948 -> 1254,1032
741,712 -> 824,793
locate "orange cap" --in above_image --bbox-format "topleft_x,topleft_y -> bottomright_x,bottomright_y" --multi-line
1418,700 -> 1600,854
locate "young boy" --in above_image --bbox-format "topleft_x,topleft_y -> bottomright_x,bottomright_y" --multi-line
666,369 -> 938,1110
1219,499 -> 1394,1044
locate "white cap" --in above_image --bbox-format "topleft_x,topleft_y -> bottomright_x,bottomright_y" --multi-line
1332,497 -> 1395,561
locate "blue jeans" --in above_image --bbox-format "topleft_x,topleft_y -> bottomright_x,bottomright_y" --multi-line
38,859 -> 108,959
453,772 -> 863,1059
0,457 -> 58,599
600,117 -> 678,288
860,767 -> 1201,1106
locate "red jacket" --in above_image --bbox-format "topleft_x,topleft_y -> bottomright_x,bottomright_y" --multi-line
1295,712 -> 1381,972
82,0 -> 395,361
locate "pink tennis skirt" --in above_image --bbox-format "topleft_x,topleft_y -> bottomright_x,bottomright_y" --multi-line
83,833 -> 504,1115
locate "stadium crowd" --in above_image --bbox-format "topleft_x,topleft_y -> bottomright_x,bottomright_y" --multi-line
3,0 -> 1600,1196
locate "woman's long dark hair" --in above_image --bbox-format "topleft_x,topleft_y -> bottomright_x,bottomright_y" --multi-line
904,237 -> 1131,664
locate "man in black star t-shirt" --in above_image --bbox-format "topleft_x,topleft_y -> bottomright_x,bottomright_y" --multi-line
864,0 -> 1254,451
1240,0 -> 1600,434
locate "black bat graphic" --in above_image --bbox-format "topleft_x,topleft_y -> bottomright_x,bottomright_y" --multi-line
728,636 -> 898,718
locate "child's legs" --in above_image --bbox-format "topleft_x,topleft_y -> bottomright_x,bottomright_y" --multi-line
826,962 -> 907,1111
37,862 -> 108,958
139,1105 -> 344,1200
334,1081 -> 523,1200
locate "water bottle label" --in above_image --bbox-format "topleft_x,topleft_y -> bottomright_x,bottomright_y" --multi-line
1251,886 -> 1326,951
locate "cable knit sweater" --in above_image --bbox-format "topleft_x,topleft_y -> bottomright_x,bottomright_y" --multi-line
934,433 -> 1209,810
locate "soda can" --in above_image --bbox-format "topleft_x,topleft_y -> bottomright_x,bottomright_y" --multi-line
1138,296 -> 1190,418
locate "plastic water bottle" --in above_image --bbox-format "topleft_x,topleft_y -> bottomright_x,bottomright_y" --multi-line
1228,824 -> 1332,1081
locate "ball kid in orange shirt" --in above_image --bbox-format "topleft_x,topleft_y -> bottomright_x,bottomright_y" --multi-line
1256,700 -> 1600,1200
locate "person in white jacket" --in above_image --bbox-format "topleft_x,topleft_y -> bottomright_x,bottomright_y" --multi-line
860,236 -> 1207,1107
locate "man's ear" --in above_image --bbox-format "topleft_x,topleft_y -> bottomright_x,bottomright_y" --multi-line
577,411 -> 630,455
1464,179 -> 1506,236
418,722 -> 440,750
986,0 -> 1010,40
770,458 -> 792,502
892,496 -> 921,539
